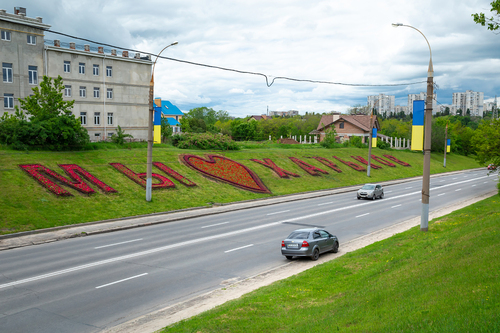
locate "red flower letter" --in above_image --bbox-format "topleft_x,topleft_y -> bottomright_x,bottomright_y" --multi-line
250,158 -> 300,178
351,156 -> 382,169
383,155 -> 411,167
288,157 -> 329,176
110,163 -> 175,189
153,162 -> 197,187
310,156 -> 342,173
371,155 -> 396,167
332,156 -> 366,172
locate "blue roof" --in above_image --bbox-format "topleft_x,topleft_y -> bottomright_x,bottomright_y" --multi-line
165,117 -> 181,126
161,101 -> 184,116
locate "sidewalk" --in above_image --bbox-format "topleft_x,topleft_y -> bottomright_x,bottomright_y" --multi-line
0,169 -> 484,251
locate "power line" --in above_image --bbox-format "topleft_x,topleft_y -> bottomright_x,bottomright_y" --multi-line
46,29 -> 427,88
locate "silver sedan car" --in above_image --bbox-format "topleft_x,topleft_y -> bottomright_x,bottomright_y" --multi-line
281,228 -> 339,261
357,183 -> 384,200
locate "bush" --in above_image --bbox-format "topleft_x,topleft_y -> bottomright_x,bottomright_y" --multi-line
111,125 -> 133,145
376,140 -> 391,150
349,136 -> 364,148
173,133 -> 239,150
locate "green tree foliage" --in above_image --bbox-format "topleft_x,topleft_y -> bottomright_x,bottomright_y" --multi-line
172,133 -> 239,150
181,107 -> 230,133
348,104 -> 370,115
472,0 -> 500,32
0,75 -> 89,150
320,127 -> 338,148
160,117 -> 173,142
471,118 -> 500,167
111,125 -> 133,145
231,119 -> 257,141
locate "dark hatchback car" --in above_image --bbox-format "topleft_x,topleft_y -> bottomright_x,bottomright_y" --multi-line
281,228 -> 339,261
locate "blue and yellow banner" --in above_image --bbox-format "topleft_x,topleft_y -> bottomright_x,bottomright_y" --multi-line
447,139 -> 451,153
371,128 -> 377,148
411,100 -> 425,150
154,105 -> 162,144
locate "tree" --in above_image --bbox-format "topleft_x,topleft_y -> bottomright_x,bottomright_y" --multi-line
471,118 -> 500,167
111,125 -> 133,145
348,104 -> 370,115
0,75 -> 89,150
472,0 -> 500,32
160,117 -> 173,142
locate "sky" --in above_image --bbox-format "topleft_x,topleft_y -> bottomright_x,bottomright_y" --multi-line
5,0 -> 500,116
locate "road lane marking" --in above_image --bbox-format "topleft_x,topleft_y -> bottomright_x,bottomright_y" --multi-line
317,202 -> 333,206
1,174 -> 489,290
94,239 -> 143,249
356,213 -> 370,218
225,244 -> 254,253
267,210 -> 290,216
455,189 -> 461,191
405,187 -> 413,189
484,182 -> 488,183
437,193 -> 446,196
96,273 -> 148,289
202,222 -> 230,228
472,185 -> 476,187
391,204 -> 402,208
453,178 -> 457,180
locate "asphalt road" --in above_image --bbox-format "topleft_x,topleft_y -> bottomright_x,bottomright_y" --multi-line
0,169 -> 497,332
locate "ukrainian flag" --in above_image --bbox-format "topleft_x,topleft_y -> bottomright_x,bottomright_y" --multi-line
154,105 -> 162,144
447,139 -> 451,153
411,100 -> 425,150
371,128 -> 377,148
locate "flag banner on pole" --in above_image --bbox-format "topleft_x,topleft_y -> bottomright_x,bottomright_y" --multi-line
447,138 -> 451,153
372,128 -> 377,148
411,100 -> 425,150
154,105 -> 162,144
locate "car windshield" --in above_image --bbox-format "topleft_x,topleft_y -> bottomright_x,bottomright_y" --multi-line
361,185 -> 375,190
287,231 -> 310,239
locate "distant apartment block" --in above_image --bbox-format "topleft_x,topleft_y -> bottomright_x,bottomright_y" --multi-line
1,7 -> 152,141
394,105 -> 408,115
452,90 -> 484,116
268,110 -> 299,117
367,94 -> 395,116
407,92 -> 437,115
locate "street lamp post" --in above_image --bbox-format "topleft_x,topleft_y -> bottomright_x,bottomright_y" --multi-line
443,122 -> 448,168
392,23 -> 433,232
146,41 -> 178,202
367,101 -> 377,177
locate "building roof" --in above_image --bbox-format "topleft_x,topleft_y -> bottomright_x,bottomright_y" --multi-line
165,118 -> 181,126
155,99 -> 184,116
316,114 -> 379,132
248,115 -> 268,121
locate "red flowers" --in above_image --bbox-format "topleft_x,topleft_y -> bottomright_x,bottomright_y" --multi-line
311,157 -> 342,173
110,163 -> 175,189
251,158 -> 300,178
383,155 -> 411,167
332,156 -> 366,172
289,157 -> 329,176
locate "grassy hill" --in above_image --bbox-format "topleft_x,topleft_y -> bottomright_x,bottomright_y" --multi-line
0,144 -> 480,235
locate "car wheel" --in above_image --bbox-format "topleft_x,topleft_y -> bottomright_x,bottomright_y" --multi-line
380,192 -> 384,199
357,196 -> 361,200
311,248 -> 320,261
330,242 -> 339,253
286,256 -> 293,260
372,195 -> 376,200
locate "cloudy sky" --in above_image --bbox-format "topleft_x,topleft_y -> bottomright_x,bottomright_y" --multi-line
7,0 -> 500,116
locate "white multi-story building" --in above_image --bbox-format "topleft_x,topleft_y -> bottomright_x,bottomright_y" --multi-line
367,94 -> 395,116
1,7 -> 152,141
452,90 -> 483,117
407,92 -> 437,115
268,110 -> 299,117
394,105 -> 408,115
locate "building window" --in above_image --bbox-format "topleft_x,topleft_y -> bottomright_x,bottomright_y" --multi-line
339,122 -> 344,129
107,132 -> 114,139
106,88 -> 113,99
80,112 -> 87,125
64,85 -> 71,97
107,112 -> 113,125
2,63 -> 13,83
1,30 -> 11,41
94,112 -> 100,125
27,35 -> 36,45
93,64 -> 99,76
79,62 -> 85,74
106,66 -> 112,77
4,93 -> 14,109
28,66 -> 37,85
93,87 -> 100,98
64,61 -> 71,73
79,86 -> 86,98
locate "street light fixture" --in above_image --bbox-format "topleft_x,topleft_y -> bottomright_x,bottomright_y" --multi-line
392,23 -> 433,232
146,41 -> 178,202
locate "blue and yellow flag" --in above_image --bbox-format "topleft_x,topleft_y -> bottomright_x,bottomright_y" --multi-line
154,105 -> 162,144
447,139 -> 451,153
371,128 -> 377,148
411,100 -> 425,150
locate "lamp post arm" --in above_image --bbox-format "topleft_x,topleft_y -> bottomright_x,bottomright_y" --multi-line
400,25 -> 433,76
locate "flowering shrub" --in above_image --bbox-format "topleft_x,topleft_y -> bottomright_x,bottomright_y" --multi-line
250,158 -> 300,178
351,156 -> 382,169
332,156 -> 366,171
181,154 -> 270,193
289,157 -> 329,176
311,156 -> 342,173
19,164 -> 117,196
153,162 -> 197,187
371,155 -> 396,167
109,163 -> 175,189
174,133 -> 239,150
383,155 -> 411,167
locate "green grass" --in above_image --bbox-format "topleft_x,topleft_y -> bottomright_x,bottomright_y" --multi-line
162,196 -> 500,333
0,145 -> 481,234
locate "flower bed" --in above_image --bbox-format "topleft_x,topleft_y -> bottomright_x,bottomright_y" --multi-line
351,156 -> 382,169
311,156 -> 342,173
371,155 -> 396,167
383,154 -> 411,167
110,163 -> 175,189
153,162 -> 197,187
181,154 -> 271,193
289,157 -> 329,176
250,158 -> 300,178
332,156 -> 366,171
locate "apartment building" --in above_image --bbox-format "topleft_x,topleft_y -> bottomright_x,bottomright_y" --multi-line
367,94 -> 395,116
452,90 -> 484,117
407,92 -> 437,115
1,7 -> 152,141
268,110 -> 299,117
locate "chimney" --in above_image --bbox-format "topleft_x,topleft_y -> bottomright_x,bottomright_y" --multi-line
84,44 -> 90,52
54,40 -> 60,47
134,53 -> 141,59
36,17 -> 43,23
0,10 -> 7,15
70,42 -> 75,49
14,7 -> 26,15
98,46 -> 104,54
111,49 -> 117,56
122,50 -> 129,57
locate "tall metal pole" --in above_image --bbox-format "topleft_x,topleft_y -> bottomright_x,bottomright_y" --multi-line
367,104 -> 376,177
443,123 -> 448,168
393,23 -> 433,232
146,41 -> 178,202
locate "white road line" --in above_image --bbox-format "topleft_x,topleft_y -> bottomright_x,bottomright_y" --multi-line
95,273 -> 148,289
391,204 -> 402,208
94,239 -> 143,249
317,202 -> 333,206
455,189 -> 461,191
440,180 -> 445,182
484,182 -> 488,184
356,213 -> 370,218
267,210 -> 290,216
1,174 -> 489,290
405,187 -> 413,189
472,185 -> 476,187
201,222 -> 230,229
437,193 -> 445,196
453,178 -> 457,180
225,244 -> 254,253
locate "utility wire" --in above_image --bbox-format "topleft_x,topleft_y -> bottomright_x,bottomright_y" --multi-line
46,29 -> 427,88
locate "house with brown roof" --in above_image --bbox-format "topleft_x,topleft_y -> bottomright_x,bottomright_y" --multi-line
311,113 -> 381,143
248,115 -> 269,121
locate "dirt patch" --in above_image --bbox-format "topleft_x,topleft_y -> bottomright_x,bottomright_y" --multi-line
278,138 -> 300,144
